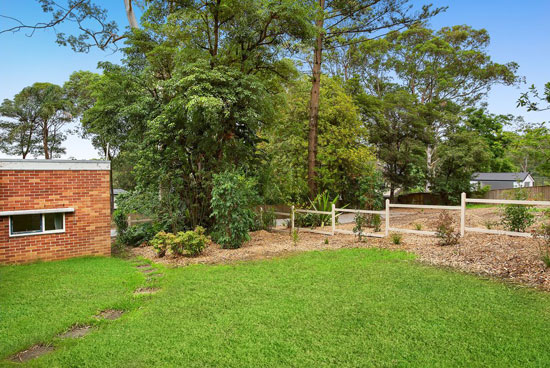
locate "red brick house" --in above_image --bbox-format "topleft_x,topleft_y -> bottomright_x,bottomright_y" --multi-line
0,159 -> 111,264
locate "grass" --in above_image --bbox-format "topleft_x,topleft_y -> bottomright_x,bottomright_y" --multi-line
2,249 -> 550,367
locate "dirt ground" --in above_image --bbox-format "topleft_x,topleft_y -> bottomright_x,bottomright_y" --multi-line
130,207 -> 550,291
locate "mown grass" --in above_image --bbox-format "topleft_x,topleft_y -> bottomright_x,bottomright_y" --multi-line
0,257 -> 144,360
2,249 -> 550,367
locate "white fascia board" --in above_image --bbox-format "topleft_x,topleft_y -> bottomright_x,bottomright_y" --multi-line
0,159 -> 110,171
0,208 -> 75,216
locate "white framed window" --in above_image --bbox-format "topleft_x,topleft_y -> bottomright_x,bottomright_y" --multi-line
9,213 -> 66,237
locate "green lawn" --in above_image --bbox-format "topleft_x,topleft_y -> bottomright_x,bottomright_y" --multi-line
2,249 -> 550,367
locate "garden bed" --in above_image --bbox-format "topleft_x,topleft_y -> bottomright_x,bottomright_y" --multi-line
130,206 -> 550,291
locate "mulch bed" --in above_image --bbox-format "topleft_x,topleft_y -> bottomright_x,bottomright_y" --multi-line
129,207 -> 550,292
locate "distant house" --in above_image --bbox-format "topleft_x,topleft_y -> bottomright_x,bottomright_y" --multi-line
470,172 -> 534,190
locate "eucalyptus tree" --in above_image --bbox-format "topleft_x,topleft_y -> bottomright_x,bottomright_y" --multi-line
304,0 -> 442,197
0,83 -> 72,159
350,24 -> 520,189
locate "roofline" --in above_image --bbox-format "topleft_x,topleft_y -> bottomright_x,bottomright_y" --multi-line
0,159 -> 110,171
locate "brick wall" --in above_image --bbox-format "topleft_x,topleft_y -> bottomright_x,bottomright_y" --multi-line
0,169 -> 111,264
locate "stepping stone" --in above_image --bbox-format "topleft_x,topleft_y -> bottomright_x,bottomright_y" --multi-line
140,269 -> 155,274
95,309 -> 124,320
134,287 -> 160,295
58,325 -> 93,339
136,264 -> 151,270
9,344 -> 54,362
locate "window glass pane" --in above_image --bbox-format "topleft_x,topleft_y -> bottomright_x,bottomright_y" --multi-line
45,213 -> 64,231
11,214 -> 42,234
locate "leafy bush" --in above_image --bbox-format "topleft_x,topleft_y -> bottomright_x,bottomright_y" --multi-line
254,207 -> 276,231
501,189 -> 535,232
357,171 -> 385,210
211,170 -> 258,249
309,191 -> 339,227
116,221 -> 162,247
113,209 -> 128,235
353,214 -> 367,242
435,211 -> 460,246
173,227 -> 208,257
371,214 -> 382,232
391,233 -> 402,245
150,231 -> 176,257
532,220 -> 550,269
415,223 -> 422,231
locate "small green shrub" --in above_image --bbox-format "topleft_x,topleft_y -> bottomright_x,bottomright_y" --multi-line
391,233 -> 402,245
150,231 -> 176,257
435,211 -> 460,246
414,223 -> 422,231
211,170 -> 258,249
292,229 -> 299,246
501,189 -> 535,232
532,220 -> 550,269
113,209 -> 128,234
371,214 -> 382,232
119,222 -> 161,247
353,214 -> 367,242
254,208 -> 276,231
174,226 -> 208,257
324,238 -> 329,245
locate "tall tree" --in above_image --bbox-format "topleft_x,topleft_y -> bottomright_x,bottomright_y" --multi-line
0,83 -> 72,159
305,0 -> 441,197
350,24 -> 520,188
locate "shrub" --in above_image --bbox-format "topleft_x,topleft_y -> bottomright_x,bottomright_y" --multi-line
353,214 -> 367,242
120,222 -> 162,247
254,207 -> 276,231
414,223 -> 422,231
391,233 -> 402,245
150,231 -> 176,257
309,191 -> 339,227
435,211 -> 460,246
501,189 -> 535,232
292,229 -> 299,246
371,214 -> 382,232
113,209 -> 128,235
532,220 -> 550,269
211,170 -> 258,249
174,227 -> 208,257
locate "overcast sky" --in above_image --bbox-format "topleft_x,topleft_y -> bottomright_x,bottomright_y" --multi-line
1,0 -> 549,159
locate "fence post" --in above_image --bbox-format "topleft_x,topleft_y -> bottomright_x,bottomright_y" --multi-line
385,199 -> 390,237
460,192 -> 466,237
291,205 -> 295,234
331,203 -> 336,236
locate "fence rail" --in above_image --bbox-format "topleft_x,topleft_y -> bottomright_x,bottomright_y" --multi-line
285,192 -> 549,240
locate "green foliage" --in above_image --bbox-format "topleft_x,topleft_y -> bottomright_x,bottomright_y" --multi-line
254,208 -> 276,232
532,219 -> 550,269
292,229 -> 299,246
211,170 -> 258,249
309,191 -> 338,227
500,189 -> 535,232
173,227 -> 208,257
113,209 -> 128,235
120,222 -> 162,247
0,82 -> 72,158
435,212 -> 460,246
371,214 -> 382,232
415,223 -> 422,231
150,231 -> 175,257
518,82 -> 550,112
353,214 -> 367,242
391,233 -> 402,245
357,171 -> 385,210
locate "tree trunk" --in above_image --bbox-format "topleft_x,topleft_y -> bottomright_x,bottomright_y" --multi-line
307,0 -> 325,198
43,125 -> 50,159
124,0 -> 139,29
425,145 -> 435,191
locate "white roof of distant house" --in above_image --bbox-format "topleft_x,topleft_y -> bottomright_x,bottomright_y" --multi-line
113,189 -> 128,195
471,172 -> 531,181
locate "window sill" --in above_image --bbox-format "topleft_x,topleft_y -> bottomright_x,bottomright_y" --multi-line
9,230 -> 66,238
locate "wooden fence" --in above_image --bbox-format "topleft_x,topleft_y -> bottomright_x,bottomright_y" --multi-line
483,186 -> 550,201
289,192 -> 550,239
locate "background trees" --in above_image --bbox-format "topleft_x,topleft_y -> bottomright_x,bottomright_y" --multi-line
0,82 -> 72,159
